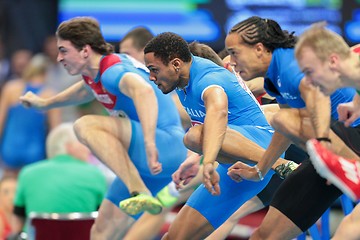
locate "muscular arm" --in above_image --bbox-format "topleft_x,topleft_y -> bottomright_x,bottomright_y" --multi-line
299,78 -> 331,138
256,104 -> 292,175
120,72 -> 161,174
201,86 -> 228,165
120,72 -> 157,146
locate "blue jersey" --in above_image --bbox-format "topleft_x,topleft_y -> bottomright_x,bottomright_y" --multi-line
176,56 -> 269,127
265,48 -> 360,126
1,83 -> 47,168
82,54 -> 182,130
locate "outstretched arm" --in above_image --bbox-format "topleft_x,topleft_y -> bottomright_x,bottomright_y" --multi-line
19,81 -> 94,110
119,72 -> 161,175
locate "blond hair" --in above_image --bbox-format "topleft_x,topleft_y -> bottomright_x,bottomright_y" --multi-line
295,22 -> 350,62
22,54 -> 49,80
46,123 -> 78,158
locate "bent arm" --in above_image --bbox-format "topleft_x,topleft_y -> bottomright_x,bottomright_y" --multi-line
119,72 -> 157,145
300,77 -> 331,138
201,87 -> 228,165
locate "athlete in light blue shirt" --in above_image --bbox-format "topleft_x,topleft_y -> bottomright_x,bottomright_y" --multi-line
19,17 -> 188,239
144,32 -> 290,239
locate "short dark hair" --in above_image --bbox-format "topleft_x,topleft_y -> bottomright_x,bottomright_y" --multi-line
121,26 -> 154,50
229,16 -> 297,51
188,41 -> 223,67
56,17 -> 113,55
144,32 -> 192,65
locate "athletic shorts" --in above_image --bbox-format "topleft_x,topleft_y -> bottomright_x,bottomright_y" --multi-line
257,144 -> 308,206
186,124 -> 281,228
106,120 -> 187,219
271,159 -> 342,231
270,119 -> 360,231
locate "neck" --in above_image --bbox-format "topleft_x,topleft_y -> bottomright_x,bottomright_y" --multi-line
341,52 -> 360,89
82,53 -> 103,79
177,59 -> 192,89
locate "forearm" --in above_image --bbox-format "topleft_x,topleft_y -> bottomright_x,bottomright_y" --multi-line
301,80 -> 331,138
133,87 -> 158,144
45,81 -> 94,109
257,131 -> 291,174
202,109 -> 228,165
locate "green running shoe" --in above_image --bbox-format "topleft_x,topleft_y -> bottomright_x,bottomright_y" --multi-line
275,161 -> 299,179
119,193 -> 162,215
156,185 -> 179,208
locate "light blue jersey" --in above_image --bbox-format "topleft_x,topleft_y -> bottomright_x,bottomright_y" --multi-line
82,54 -> 187,218
265,48 -> 360,127
179,56 -> 280,228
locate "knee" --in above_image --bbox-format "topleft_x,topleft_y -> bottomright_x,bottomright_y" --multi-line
183,126 -> 202,151
73,115 -> 99,142
269,111 -> 287,131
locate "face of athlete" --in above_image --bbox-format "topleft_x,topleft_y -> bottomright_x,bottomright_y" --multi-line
225,33 -> 269,81
57,38 -> 88,76
119,38 -> 145,64
297,46 -> 341,96
144,52 -> 181,94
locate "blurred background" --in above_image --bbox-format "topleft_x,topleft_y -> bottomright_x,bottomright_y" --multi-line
0,0 -> 360,58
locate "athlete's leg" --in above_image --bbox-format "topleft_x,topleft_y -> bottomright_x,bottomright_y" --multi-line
91,199 -> 134,240
74,115 -> 148,194
250,160 -> 342,240
206,196 -> 265,240
162,205 -> 214,240
250,206 -> 301,240
332,203 -> 360,240
124,189 -> 193,240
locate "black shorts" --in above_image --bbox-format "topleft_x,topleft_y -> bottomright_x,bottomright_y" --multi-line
270,159 -> 342,231
269,119 -> 360,231
257,144 -> 309,206
330,119 -> 360,155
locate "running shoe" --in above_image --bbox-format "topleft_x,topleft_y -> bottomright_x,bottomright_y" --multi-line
156,185 -> 179,208
274,161 -> 299,179
306,139 -> 360,201
119,193 -> 162,215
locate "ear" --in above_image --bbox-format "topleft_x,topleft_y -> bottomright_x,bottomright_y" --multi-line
254,42 -> 268,57
329,53 -> 339,70
82,45 -> 91,58
172,58 -> 181,71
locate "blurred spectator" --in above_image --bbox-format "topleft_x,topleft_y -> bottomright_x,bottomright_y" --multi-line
0,176 -> 17,240
0,38 -> 10,91
7,50 -> 32,81
12,122 -> 107,233
0,54 -> 61,177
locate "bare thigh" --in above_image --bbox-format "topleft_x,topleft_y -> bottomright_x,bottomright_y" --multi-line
250,206 -> 302,240
165,205 -> 214,240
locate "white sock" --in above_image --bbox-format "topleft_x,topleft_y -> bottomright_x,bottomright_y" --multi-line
167,181 -> 180,197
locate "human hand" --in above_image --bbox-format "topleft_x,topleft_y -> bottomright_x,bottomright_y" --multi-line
19,91 -> 47,109
145,143 -> 162,175
337,102 -> 360,127
203,163 -> 220,195
172,153 -> 201,189
227,161 -> 261,182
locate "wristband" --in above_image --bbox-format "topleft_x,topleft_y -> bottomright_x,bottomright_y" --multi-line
254,165 -> 264,181
316,137 -> 331,143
